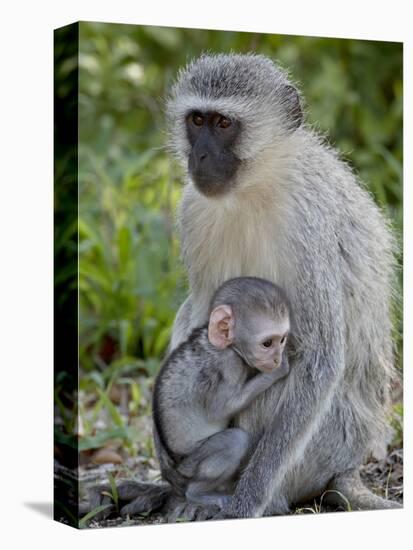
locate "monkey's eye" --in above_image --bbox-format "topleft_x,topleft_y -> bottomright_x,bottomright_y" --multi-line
262,339 -> 273,348
192,113 -> 204,127
217,116 -> 231,129
280,335 -> 287,345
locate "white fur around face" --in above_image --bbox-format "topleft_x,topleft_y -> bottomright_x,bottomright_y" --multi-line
168,94 -> 278,162
166,53 -> 302,167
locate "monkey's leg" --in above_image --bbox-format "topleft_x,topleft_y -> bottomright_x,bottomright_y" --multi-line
178,428 -> 250,477
325,468 -> 402,511
181,428 -> 251,510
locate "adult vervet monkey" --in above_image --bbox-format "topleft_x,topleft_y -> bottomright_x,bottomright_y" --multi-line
89,53 -> 400,521
165,53 -> 400,518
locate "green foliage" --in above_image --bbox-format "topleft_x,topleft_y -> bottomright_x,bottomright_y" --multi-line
391,403 -> 403,448
77,22 -> 402,455
78,146 -> 184,372
79,504 -> 112,528
106,471 -> 120,512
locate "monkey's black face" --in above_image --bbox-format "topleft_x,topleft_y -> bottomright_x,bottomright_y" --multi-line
185,111 -> 241,197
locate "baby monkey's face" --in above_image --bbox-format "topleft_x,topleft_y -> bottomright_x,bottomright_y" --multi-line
207,303 -> 290,372
240,315 -> 290,373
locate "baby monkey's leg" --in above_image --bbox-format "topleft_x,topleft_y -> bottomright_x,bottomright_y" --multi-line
180,428 -> 251,509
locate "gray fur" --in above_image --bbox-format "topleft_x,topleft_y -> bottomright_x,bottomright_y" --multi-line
153,277 -> 291,509
167,53 -> 400,517
167,53 -> 302,163
87,52 -> 400,520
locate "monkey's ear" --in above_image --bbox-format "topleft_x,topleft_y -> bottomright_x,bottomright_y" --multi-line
208,305 -> 234,349
282,85 -> 303,131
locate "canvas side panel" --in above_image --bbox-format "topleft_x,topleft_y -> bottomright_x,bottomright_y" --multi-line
54,22 -> 80,529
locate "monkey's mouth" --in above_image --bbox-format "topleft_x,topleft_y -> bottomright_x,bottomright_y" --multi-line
190,173 -> 237,198
256,362 -> 280,373
188,151 -> 240,197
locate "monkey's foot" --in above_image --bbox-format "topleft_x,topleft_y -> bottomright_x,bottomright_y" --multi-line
164,495 -> 220,522
211,509 -> 235,521
210,500 -> 254,520
120,483 -> 171,518
326,469 -> 402,511
86,480 -> 171,523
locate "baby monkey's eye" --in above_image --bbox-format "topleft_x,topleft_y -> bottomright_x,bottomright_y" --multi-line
262,339 -> 273,348
192,113 -> 204,126
280,335 -> 287,345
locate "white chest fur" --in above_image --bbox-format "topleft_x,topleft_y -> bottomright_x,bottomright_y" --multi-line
181,184 -> 285,324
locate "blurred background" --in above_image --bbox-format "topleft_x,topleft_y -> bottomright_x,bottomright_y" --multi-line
75,22 -> 402,475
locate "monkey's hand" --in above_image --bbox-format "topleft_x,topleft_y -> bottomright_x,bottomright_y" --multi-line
210,498 -> 283,520
212,493 -> 289,520
262,355 -> 290,385
165,495 -> 220,522
272,355 -> 290,378
211,499 -> 253,520
211,508 -> 236,521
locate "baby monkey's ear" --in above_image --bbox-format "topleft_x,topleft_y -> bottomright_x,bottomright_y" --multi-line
208,305 -> 234,349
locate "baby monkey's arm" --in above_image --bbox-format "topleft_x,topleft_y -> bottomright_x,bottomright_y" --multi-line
212,357 -> 290,419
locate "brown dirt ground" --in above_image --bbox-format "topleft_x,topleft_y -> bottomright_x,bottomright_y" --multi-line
79,444 -> 403,528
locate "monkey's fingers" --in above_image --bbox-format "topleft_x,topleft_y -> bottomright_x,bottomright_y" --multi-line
164,497 -> 190,523
163,496 -> 210,523
195,504 -> 221,521
210,508 -> 235,521
120,483 -> 171,518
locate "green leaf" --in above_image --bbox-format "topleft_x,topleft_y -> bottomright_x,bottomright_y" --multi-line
117,225 -> 132,272
107,471 -> 119,510
130,381 -> 141,409
97,388 -> 125,428
79,504 -> 113,528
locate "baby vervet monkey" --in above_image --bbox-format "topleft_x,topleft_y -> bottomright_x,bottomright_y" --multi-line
153,277 -> 292,509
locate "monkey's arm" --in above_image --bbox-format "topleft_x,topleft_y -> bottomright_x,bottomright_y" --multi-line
212,357 -> 290,419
